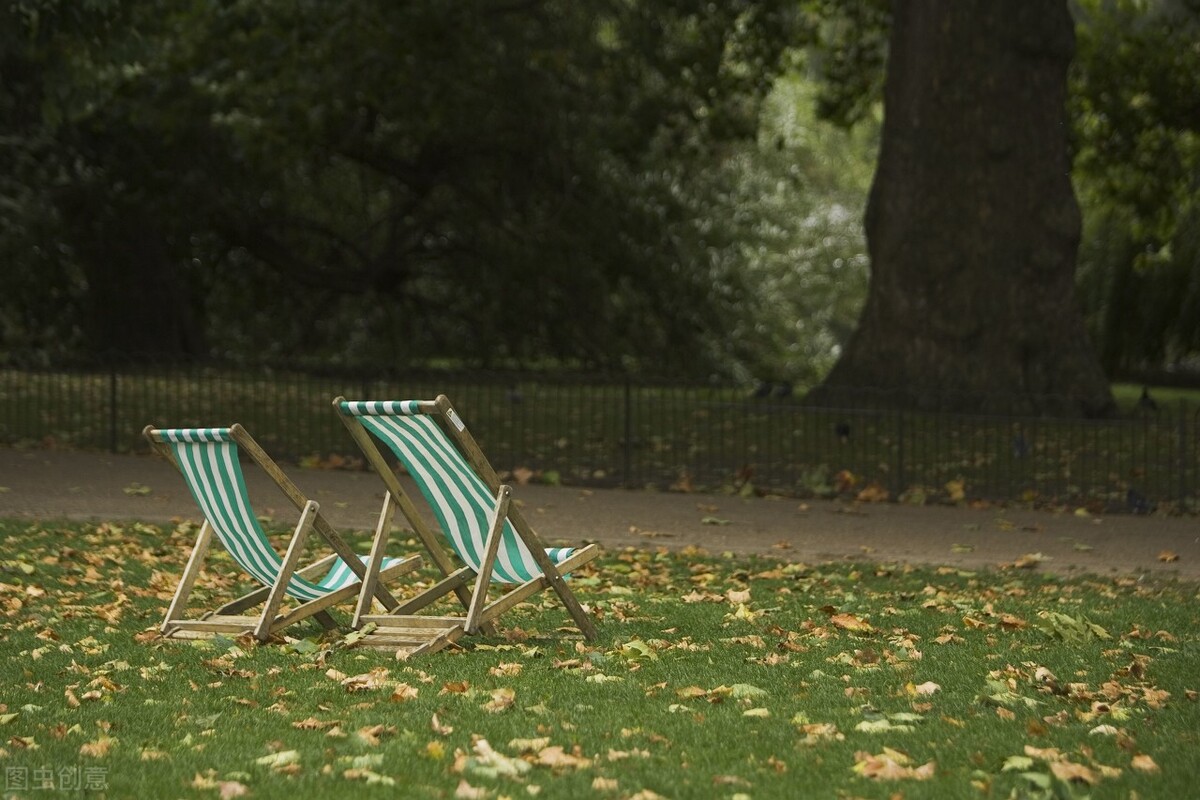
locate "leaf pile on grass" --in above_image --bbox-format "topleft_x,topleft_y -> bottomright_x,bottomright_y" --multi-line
0,519 -> 1197,798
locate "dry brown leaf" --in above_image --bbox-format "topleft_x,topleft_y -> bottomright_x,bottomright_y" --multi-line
1157,550 -> 1179,563
79,736 -> 116,758
454,779 -> 489,799
725,588 -> 751,605
341,668 -> 391,692
854,748 -> 935,781
219,781 -> 250,799
1131,753 -> 1160,773
483,687 -> 515,713
829,613 -> 873,633
1049,761 -> 1099,785
536,745 -> 592,770
292,717 -> 342,730
390,683 -> 419,702
489,662 -> 523,677
356,724 -> 393,747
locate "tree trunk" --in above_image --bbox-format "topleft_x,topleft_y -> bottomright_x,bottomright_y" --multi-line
813,0 -> 1115,417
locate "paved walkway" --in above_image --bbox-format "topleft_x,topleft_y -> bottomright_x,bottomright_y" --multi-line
1,448 -> 1197,579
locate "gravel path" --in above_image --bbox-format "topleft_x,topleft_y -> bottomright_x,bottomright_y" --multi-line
1,448 -> 1197,580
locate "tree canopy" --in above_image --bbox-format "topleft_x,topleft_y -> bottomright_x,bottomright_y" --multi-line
2,0 -> 798,372
2,0 -> 1197,395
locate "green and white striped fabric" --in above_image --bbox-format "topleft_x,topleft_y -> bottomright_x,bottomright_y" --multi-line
339,402 -> 575,584
153,428 -> 398,600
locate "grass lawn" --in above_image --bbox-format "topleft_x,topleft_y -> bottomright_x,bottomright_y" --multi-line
1,518 -> 1199,799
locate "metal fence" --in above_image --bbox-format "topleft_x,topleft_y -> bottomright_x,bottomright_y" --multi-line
1,362 -> 1196,513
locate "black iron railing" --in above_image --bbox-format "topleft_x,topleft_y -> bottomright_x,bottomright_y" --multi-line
0,362 -> 1194,513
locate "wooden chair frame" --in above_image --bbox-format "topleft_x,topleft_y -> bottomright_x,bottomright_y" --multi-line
144,423 -> 422,642
334,395 -> 599,640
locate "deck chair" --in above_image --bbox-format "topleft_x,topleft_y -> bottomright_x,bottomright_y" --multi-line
333,395 -> 599,656
143,424 -> 423,642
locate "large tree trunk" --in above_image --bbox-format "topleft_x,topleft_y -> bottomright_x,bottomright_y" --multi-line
813,0 -> 1115,417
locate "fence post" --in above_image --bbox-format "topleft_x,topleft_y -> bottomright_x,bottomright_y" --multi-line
1179,399 -> 1188,504
623,377 -> 633,489
108,365 -> 118,454
894,405 -> 907,497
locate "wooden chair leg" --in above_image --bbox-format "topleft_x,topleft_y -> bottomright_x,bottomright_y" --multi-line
162,521 -> 214,634
466,487 -> 511,634
507,507 -> 598,640
255,501 -> 319,641
353,493 -> 397,628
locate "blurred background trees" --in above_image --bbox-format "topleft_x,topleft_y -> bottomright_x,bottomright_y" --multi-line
1,0 -> 1197,395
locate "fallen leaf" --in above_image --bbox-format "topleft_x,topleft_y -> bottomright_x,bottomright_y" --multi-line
292,717 -> 342,730
255,750 -> 301,769
1048,761 -> 1098,785
829,613 -> 873,633
389,683 -> 418,702
80,736 -> 116,758
853,748 -> 935,781
219,781 -> 250,799
536,745 -> 592,770
455,779 -> 489,799
1158,550 -> 1179,563
1131,753 -> 1159,773
489,662 -> 523,677
483,687 -> 515,713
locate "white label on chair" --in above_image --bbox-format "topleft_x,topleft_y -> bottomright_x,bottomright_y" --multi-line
447,409 -> 466,431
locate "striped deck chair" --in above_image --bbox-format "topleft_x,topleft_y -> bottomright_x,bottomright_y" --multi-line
143,424 -> 422,642
334,395 -> 599,655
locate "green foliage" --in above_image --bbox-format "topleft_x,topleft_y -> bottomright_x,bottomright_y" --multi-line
1070,0 -> 1200,372
0,0 -> 806,375
724,68 -> 876,384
